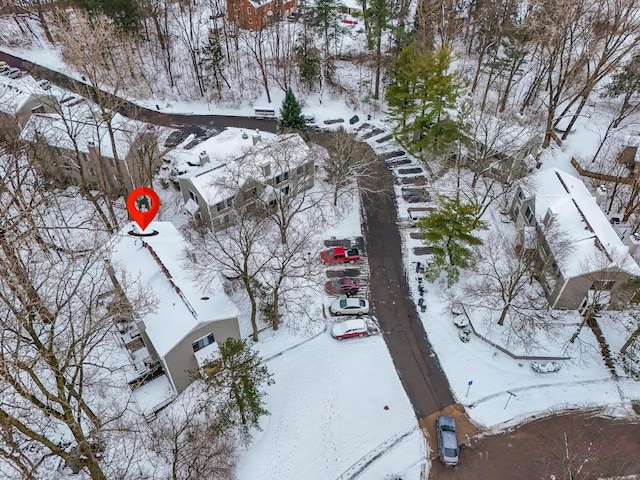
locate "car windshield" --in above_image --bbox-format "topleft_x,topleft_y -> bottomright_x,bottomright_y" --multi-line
444,447 -> 458,457
440,425 -> 455,432
359,299 -> 366,307
333,280 -> 342,287
339,299 -> 347,308
328,249 -> 335,257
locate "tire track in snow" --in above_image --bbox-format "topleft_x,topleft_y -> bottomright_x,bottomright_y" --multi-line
335,427 -> 418,480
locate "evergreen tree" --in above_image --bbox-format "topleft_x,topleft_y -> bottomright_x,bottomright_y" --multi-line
75,0 -> 140,31
296,37 -> 322,90
313,0 -> 341,55
386,43 -> 463,155
202,338 -> 274,437
278,88 -> 307,133
417,196 -> 487,286
199,35 -> 230,100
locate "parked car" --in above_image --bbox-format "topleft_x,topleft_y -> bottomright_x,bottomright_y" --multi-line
2,67 -> 19,77
331,318 -> 369,340
325,277 -> 360,296
164,130 -> 189,147
320,246 -> 361,264
436,415 -> 459,466
329,297 -> 369,316
37,79 -> 51,90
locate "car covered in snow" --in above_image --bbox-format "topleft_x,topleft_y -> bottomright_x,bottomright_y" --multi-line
436,415 -> 459,466
329,297 -> 369,316
324,277 -> 360,296
331,318 -> 369,340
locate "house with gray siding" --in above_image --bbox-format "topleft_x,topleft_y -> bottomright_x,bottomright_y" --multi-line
178,133 -> 315,229
511,167 -> 640,311
111,222 -> 241,394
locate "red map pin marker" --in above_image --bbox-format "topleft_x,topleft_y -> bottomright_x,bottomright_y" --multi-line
127,187 -> 160,232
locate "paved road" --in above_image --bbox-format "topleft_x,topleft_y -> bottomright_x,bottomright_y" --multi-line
5,47 -> 457,422
360,158 -> 456,419
429,411 -> 640,479
0,50 -> 277,132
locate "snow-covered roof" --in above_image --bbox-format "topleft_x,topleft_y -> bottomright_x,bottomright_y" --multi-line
19,104 -> 149,159
183,133 -> 311,206
111,221 -> 238,358
0,74 -> 48,115
530,168 -> 640,277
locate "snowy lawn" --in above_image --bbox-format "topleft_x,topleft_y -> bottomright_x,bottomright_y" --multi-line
238,334 -> 423,480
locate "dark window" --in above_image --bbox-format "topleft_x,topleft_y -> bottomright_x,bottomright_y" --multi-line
275,171 -> 289,185
216,197 -> 232,212
524,206 -> 534,224
296,164 -> 305,175
192,333 -> 215,352
281,185 -> 290,195
89,167 -> 97,176
189,190 -> 198,202
518,189 -> 525,200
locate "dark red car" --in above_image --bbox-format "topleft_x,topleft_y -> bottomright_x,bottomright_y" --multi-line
324,277 -> 360,296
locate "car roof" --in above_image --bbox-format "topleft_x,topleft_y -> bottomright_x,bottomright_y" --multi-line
438,415 -> 456,427
332,318 -> 367,334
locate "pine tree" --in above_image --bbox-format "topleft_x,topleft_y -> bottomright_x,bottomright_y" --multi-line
203,338 -> 274,437
386,43 -> 463,155
418,196 -> 487,286
199,35 -> 230,100
278,88 -> 307,133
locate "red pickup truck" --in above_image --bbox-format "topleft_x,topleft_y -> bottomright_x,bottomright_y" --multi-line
320,246 -> 361,264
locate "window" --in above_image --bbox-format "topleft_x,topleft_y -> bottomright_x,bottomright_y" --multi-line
512,205 -> 520,217
89,167 -> 97,176
216,197 -> 232,212
517,189 -> 525,200
281,185 -> 290,196
192,333 -> 215,352
591,280 -> 615,291
524,206 -> 534,224
189,190 -> 199,203
89,182 -> 99,190
275,171 -> 289,185
296,164 -> 305,175
233,3 -> 239,10
62,163 -> 72,171
81,152 -> 89,162
247,6 -> 253,13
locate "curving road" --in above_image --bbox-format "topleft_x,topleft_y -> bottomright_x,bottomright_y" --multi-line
2,48 -> 456,420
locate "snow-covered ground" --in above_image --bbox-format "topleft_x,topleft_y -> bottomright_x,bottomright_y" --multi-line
2,22 -> 640,479
238,335 -> 423,480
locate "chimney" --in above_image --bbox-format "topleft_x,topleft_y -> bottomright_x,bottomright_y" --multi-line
252,129 -> 261,145
595,185 -> 607,207
199,151 -> 210,165
625,232 -> 640,254
543,207 -> 557,227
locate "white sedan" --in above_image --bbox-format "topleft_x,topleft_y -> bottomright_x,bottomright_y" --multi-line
331,319 -> 369,340
329,297 -> 370,316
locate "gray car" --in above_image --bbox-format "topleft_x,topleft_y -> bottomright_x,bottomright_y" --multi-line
436,415 -> 459,466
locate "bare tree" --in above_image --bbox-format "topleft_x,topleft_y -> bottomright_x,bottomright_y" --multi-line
147,386 -> 237,480
323,127 -> 385,206
183,212 -> 275,342
538,414 -> 629,479
0,149 -> 152,478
